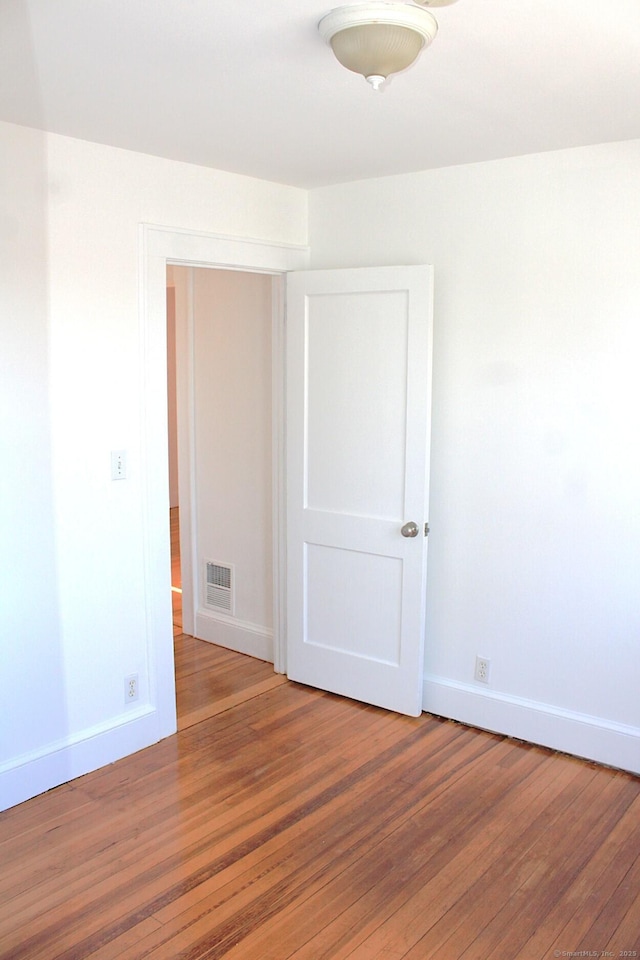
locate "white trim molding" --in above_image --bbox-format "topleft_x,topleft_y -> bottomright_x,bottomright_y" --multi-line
0,705 -> 157,811
139,224 -> 310,745
423,674 -> 640,775
195,609 -> 274,663
145,223 -> 310,272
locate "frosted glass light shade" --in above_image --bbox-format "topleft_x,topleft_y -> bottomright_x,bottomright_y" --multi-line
330,23 -> 425,79
319,3 -> 438,87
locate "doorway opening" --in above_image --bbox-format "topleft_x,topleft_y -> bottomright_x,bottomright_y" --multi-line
140,224 -> 309,743
165,263 -> 282,727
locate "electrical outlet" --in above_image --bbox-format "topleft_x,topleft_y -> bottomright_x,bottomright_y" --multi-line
474,656 -> 491,684
111,450 -> 127,480
125,674 -> 139,703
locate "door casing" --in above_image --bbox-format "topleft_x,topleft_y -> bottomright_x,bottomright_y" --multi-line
140,224 -> 310,740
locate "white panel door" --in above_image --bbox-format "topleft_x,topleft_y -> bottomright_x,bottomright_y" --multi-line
286,266 -> 433,716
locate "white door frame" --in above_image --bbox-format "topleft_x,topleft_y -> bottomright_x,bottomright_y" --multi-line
139,224 -> 310,740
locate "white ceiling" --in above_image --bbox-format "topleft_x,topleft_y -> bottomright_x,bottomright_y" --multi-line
1,0 -> 639,188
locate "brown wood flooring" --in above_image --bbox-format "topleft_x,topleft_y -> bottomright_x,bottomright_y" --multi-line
0,512 -> 638,959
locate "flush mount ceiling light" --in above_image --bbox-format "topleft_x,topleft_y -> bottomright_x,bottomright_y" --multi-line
318,0 -> 459,90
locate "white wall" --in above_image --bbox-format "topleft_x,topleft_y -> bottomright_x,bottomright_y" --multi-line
0,124 -> 69,784
309,140 -> 640,773
0,120 -> 307,810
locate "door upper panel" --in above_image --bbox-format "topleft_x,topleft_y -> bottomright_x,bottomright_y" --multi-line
305,289 -> 409,520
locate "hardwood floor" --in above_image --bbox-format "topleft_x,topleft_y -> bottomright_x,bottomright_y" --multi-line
175,634 -> 287,732
169,506 -> 287,731
0,513 -> 638,958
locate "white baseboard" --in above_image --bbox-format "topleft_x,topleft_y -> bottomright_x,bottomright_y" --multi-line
0,704 -> 164,812
423,675 -> 640,776
195,608 -> 274,662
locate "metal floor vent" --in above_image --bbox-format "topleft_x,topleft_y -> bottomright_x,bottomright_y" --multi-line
205,560 -> 234,614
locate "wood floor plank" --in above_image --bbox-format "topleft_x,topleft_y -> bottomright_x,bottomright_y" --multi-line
156,740 -> 555,960
319,755 -> 597,960
512,791 -> 640,959
1,666 -> 638,960
219,743 -> 555,960
574,847 -> 640,955
419,764 -> 612,959
92,725 -> 501,960
177,671 -> 288,730
0,511 -> 637,959
452,771 -> 640,960
0,689 -> 434,955
1,701 -> 356,941
1,712 -> 416,952
604,881 -> 640,955
279,749 -> 586,960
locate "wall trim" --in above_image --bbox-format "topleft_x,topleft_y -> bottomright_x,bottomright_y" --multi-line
423,674 -> 640,775
139,224 -> 310,753
174,266 -> 197,639
195,609 -> 274,663
146,223 -> 310,271
0,706 -> 158,812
